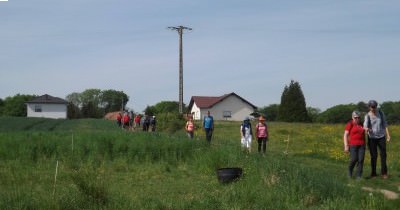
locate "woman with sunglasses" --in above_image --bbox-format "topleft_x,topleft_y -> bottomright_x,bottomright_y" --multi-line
343,111 -> 366,179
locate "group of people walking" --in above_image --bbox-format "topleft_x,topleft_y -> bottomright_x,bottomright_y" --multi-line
116,111 -> 157,132
343,100 -> 391,180
185,111 -> 269,154
239,116 -> 269,154
118,100 -> 392,180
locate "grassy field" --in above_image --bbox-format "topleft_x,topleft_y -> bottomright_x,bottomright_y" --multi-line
0,117 -> 399,209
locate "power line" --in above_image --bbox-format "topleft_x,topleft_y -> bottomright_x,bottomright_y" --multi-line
167,26 -> 192,114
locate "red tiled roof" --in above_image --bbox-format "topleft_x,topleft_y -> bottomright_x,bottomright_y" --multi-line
26,94 -> 68,104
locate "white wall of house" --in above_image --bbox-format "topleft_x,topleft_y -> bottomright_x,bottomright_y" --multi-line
27,103 -> 67,119
189,103 -> 202,120
192,95 -> 255,121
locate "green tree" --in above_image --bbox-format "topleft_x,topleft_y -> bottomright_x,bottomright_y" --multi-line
278,80 -> 310,122
258,104 -> 279,121
143,105 -> 156,116
66,92 -> 81,108
1,94 -> 36,117
152,101 -> 182,114
307,107 -> 321,122
0,98 -> 4,115
67,102 -> 81,119
316,104 -> 357,124
101,89 -> 129,113
66,89 -> 129,118
144,101 -> 186,133
380,101 -> 400,124
81,101 -> 99,118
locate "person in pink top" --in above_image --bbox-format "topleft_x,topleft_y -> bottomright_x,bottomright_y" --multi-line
255,116 -> 268,154
185,116 -> 195,139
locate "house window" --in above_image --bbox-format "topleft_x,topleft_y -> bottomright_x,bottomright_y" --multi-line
34,105 -> 42,112
223,111 -> 231,118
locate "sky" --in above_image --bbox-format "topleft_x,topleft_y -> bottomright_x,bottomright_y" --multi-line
1,0 -> 399,113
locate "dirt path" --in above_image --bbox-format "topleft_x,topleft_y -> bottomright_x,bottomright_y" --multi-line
361,186 -> 399,200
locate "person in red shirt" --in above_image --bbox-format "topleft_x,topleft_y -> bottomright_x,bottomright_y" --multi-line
116,112 -> 122,127
122,112 -> 130,129
134,115 -> 141,130
343,111 -> 366,179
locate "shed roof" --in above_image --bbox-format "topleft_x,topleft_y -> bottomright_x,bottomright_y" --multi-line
26,94 -> 68,104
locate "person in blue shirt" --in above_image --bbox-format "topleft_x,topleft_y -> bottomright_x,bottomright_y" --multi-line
203,111 -> 214,143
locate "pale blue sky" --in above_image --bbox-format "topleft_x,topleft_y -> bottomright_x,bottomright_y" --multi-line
1,0 -> 399,112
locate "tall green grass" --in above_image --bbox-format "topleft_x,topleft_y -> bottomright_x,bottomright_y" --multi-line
0,117 -> 399,209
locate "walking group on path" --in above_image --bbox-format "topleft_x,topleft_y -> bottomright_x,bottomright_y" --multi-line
116,111 -> 157,132
185,110 -> 269,155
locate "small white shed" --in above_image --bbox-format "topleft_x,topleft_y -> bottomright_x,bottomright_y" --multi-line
26,94 -> 68,119
187,92 -> 257,121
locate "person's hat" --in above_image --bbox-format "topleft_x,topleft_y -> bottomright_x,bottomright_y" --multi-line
258,116 -> 266,121
352,111 -> 360,118
368,100 -> 378,108
244,116 -> 250,121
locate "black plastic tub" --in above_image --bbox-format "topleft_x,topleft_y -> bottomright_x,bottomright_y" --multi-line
216,167 -> 243,183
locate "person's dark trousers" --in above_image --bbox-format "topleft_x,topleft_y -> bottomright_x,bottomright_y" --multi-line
368,137 -> 387,176
257,137 -> 267,153
348,145 -> 365,178
205,128 -> 213,143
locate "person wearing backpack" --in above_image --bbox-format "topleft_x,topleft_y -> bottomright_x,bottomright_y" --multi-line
343,111 -> 365,179
363,100 -> 391,179
240,116 -> 253,153
256,116 -> 268,154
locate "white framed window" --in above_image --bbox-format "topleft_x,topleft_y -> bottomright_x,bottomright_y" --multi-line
34,105 -> 42,112
223,111 -> 231,118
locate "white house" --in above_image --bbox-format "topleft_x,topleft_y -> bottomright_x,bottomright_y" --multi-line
187,92 -> 257,121
26,94 -> 68,119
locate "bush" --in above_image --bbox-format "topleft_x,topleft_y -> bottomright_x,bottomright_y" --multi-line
155,112 -> 185,133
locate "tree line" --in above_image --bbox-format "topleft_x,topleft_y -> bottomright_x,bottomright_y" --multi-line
258,80 -> 400,124
0,89 -> 129,119
1,82 -> 399,124
66,89 -> 129,119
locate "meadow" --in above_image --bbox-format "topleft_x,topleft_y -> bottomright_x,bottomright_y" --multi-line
0,117 -> 399,209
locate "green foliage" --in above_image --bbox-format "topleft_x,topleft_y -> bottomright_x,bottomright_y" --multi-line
144,101 -> 186,133
67,102 -> 81,119
0,98 -> 4,115
381,101 -> 400,124
258,104 -> 279,121
1,118 -> 400,209
145,101 -> 184,115
307,106 -> 321,122
278,80 -> 310,122
156,112 -> 185,133
66,89 -> 129,118
316,104 -> 358,123
0,94 -> 36,117
101,89 -> 129,113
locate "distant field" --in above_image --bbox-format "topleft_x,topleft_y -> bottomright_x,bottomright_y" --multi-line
0,117 -> 399,209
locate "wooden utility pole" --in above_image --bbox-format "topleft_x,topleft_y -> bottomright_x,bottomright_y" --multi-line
168,25 -> 192,114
